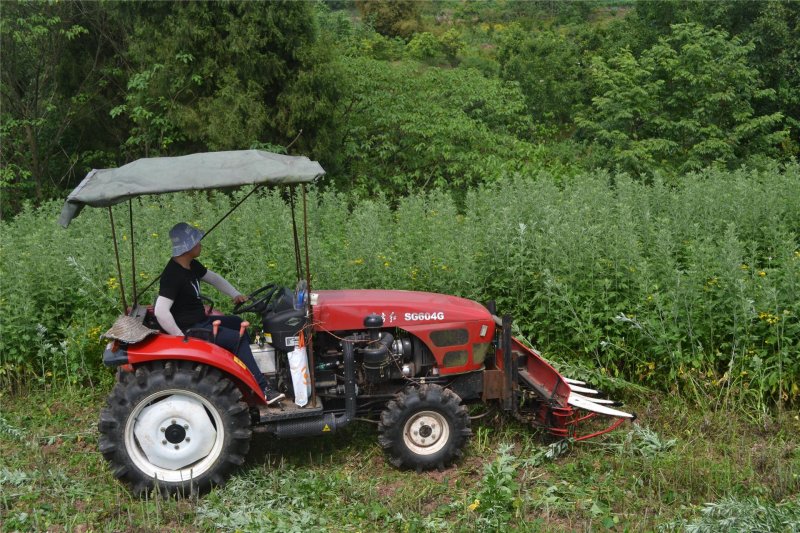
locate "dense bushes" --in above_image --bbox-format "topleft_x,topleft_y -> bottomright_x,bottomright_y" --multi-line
1,165 -> 797,402
4,2 -> 799,216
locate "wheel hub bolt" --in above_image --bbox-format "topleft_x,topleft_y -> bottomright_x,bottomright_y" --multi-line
162,439 -> 167,445
174,445 -> 180,450
160,427 -> 165,432
183,424 -> 189,430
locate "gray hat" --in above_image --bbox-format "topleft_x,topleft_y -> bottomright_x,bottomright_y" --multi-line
169,222 -> 204,256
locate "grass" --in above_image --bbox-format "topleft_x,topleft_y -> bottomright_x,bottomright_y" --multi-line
1,383 -> 798,532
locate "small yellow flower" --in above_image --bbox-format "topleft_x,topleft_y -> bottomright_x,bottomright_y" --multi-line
353,258 -> 364,265
467,499 -> 480,511
758,311 -> 779,325
151,233 -> 158,238
268,261 -> 277,268
740,264 -> 749,270
106,277 -> 119,290
758,271 -> 766,277
384,261 -> 390,267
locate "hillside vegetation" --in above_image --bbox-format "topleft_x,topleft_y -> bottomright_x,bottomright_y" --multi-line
1,1 -> 799,531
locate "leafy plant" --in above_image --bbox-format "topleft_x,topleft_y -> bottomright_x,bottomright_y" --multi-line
473,443 -> 520,530
577,23 -> 788,176
663,496 -> 800,533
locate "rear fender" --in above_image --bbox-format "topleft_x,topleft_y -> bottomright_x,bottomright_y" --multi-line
121,334 -> 266,404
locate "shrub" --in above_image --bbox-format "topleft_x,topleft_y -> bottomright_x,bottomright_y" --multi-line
1,165 -> 797,403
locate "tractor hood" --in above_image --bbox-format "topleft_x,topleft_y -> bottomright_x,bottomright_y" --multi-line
312,289 -> 492,331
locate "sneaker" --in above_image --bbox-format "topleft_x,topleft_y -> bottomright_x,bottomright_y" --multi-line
264,388 -> 285,406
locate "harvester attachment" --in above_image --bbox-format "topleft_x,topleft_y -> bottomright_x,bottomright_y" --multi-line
495,316 -> 634,441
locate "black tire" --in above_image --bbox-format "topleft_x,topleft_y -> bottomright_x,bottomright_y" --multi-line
378,384 -> 471,471
98,361 -> 252,497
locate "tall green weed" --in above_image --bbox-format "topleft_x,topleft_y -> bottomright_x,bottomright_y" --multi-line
0,166 -> 797,404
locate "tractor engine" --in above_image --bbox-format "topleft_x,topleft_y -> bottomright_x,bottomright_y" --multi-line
312,330 -> 433,396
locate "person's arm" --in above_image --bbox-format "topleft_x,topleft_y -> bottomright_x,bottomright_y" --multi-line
154,296 -> 183,336
202,269 -> 247,304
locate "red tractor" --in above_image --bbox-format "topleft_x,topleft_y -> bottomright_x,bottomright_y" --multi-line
59,150 -> 633,496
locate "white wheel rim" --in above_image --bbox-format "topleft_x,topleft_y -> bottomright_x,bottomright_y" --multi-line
402,410 -> 450,456
125,389 -> 224,483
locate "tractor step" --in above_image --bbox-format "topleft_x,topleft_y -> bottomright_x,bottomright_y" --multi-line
258,396 -> 324,423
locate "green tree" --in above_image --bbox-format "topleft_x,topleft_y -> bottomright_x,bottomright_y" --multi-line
112,1 -> 340,160
332,57 -> 541,197
356,0 -> 421,39
577,23 -> 786,175
0,1 -> 124,215
498,25 -> 592,129
622,0 -> 800,151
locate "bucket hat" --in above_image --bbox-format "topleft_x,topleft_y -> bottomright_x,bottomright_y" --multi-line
169,222 -> 204,256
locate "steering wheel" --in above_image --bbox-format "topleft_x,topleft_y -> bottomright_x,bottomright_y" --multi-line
233,283 -> 280,315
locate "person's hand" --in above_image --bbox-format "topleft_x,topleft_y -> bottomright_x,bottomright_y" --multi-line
232,294 -> 248,305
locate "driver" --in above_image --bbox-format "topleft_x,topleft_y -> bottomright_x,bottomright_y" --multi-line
154,222 -> 285,405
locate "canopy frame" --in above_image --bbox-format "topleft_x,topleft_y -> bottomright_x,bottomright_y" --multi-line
61,150 -> 324,314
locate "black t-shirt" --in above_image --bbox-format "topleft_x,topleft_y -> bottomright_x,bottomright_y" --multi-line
159,259 -> 208,330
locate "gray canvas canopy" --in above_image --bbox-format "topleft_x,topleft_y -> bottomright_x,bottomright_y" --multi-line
58,150 -> 325,227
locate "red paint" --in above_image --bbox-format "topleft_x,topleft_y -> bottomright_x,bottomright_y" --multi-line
126,334 -> 265,403
313,290 -> 495,375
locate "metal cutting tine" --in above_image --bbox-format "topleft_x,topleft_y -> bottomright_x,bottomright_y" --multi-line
567,394 -> 634,418
568,384 -> 599,395
570,392 -> 617,405
563,377 -> 587,386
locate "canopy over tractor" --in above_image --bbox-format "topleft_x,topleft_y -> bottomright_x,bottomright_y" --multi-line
58,149 -> 324,227
60,150 -> 634,497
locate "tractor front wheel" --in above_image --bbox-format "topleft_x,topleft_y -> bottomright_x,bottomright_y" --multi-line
378,384 -> 471,471
98,361 -> 252,496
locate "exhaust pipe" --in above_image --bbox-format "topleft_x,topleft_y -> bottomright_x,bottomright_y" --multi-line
271,336 -> 357,438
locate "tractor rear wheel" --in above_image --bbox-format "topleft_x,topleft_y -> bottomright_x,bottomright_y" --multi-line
378,384 -> 471,471
98,361 -> 252,497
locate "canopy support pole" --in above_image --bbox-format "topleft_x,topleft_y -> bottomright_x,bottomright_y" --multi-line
129,200 -> 138,308
108,207 -> 128,313
289,186 -> 303,280
302,184 -> 311,297
301,183 -> 316,406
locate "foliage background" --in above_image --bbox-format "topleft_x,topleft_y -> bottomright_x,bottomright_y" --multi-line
1,165 -> 797,405
2,1 -> 799,530
1,0 -> 799,411
2,0 -> 798,215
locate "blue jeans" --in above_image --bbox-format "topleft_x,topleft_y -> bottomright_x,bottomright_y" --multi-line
193,315 -> 269,392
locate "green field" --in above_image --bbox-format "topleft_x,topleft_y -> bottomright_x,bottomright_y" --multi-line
2,386 -> 798,531
1,166 -> 799,531
2,1 -> 800,530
